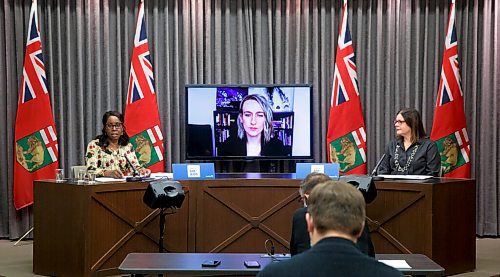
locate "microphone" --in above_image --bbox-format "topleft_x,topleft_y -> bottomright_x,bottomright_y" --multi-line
370,153 -> 386,181
124,154 -> 143,182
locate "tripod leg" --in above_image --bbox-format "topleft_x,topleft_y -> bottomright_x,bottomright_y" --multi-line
14,227 -> 34,246
159,208 -> 166,253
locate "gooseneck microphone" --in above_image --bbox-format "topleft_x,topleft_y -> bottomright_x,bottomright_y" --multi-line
370,153 -> 386,181
124,154 -> 143,182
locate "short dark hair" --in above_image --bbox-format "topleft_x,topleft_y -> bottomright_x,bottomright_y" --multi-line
299,172 -> 331,196
397,108 -> 426,144
307,181 -> 365,236
96,110 -> 130,147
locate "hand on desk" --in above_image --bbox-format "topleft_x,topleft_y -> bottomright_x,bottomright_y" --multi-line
138,168 -> 151,177
103,169 -> 124,179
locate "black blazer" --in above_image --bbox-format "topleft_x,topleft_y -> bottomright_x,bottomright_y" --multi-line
258,237 -> 403,277
217,135 -> 289,156
290,207 -> 375,257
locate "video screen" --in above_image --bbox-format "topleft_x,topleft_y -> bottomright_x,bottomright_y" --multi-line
186,85 -> 312,160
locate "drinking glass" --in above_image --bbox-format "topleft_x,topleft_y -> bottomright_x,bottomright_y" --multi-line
87,170 -> 96,185
77,169 -> 86,184
55,169 -> 64,183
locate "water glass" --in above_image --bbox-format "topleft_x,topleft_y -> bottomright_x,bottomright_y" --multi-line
77,169 -> 86,184
55,168 -> 64,183
87,170 -> 96,185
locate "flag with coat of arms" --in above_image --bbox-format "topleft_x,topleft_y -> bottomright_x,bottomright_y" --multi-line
13,0 -> 59,210
326,0 -> 367,174
431,0 -> 471,178
124,0 -> 165,172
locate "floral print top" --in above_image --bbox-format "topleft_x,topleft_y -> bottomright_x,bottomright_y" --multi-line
85,139 -> 143,177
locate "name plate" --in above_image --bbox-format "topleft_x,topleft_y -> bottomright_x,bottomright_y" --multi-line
172,163 -> 215,180
295,163 -> 340,180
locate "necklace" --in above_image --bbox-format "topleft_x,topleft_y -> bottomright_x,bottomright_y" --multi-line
394,144 -> 419,173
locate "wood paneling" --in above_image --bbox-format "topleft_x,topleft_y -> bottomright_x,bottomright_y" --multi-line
34,176 -> 475,276
367,178 -> 476,276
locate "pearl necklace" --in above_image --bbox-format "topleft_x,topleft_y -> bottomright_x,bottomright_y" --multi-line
394,144 -> 419,173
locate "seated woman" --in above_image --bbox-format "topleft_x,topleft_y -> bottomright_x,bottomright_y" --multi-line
377,108 -> 441,176
86,111 -> 151,178
217,94 -> 288,157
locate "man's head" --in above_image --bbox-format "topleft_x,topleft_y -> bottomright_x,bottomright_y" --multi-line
299,172 -> 331,206
306,181 -> 366,245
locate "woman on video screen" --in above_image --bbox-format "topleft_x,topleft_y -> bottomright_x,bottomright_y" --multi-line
218,94 -> 288,157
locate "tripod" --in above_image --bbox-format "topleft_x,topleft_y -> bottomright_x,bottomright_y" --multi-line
157,208 -> 178,253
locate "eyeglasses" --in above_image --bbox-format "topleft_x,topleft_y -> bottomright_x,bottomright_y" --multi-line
393,120 -> 406,125
106,123 -> 123,129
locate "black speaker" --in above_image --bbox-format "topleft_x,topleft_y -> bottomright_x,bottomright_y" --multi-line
143,180 -> 185,209
339,175 -> 377,204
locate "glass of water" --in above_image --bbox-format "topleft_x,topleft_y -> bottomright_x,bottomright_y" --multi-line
77,169 -> 86,184
55,169 -> 64,183
87,170 -> 96,185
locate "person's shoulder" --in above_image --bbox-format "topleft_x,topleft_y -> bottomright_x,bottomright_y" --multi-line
420,137 -> 438,148
292,207 -> 307,218
87,139 -> 100,148
263,137 -> 289,155
257,257 -> 304,277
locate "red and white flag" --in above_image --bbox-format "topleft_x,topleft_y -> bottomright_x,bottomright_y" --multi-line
14,0 -> 59,210
124,1 -> 165,172
326,0 -> 367,174
431,0 -> 471,178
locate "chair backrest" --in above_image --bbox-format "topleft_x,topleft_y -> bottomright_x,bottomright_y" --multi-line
71,165 -> 87,178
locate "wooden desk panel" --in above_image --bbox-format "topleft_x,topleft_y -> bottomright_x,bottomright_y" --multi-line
33,181 -> 191,277
367,178 -> 476,276
34,176 -> 475,276
185,178 -> 302,253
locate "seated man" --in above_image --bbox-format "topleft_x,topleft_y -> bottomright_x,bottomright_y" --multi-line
258,181 -> 402,277
290,173 -> 375,257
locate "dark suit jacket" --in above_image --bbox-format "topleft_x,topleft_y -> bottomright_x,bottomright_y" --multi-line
258,237 -> 402,277
217,135 -> 289,156
290,207 -> 375,257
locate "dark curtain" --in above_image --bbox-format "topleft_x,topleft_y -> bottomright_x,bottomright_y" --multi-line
0,0 -> 498,238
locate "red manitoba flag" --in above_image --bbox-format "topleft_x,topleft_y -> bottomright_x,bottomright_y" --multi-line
326,0 -> 367,175
431,0 -> 471,178
14,0 -> 59,210
124,1 -> 165,172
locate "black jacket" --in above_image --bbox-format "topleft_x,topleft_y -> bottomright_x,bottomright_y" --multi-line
378,138 -> 440,176
290,207 -> 375,257
259,237 -> 402,277
217,135 -> 289,156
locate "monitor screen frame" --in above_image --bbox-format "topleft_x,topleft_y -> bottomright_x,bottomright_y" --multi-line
184,84 -> 314,161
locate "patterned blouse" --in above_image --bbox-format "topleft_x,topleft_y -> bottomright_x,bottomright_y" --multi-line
85,139 -> 143,177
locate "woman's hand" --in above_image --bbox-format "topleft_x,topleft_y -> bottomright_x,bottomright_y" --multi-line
103,169 -> 123,179
138,168 -> 151,177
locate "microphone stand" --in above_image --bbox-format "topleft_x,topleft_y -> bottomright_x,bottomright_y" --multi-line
124,154 -> 143,182
370,153 -> 386,181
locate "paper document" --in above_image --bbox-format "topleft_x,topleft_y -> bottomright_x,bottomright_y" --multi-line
95,177 -> 126,183
150,172 -> 173,179
379,260 -> 411,269
378,175 -> 433,180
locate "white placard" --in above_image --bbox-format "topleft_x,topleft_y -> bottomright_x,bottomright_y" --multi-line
310,164 -> 325,174
187,165 -> 201,178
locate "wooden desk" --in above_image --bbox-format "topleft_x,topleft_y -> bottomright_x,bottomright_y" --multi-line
34,175 -> 474,276
118,252 -> 444,276
367,178 -> 476,275
33,180 -> 193,276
